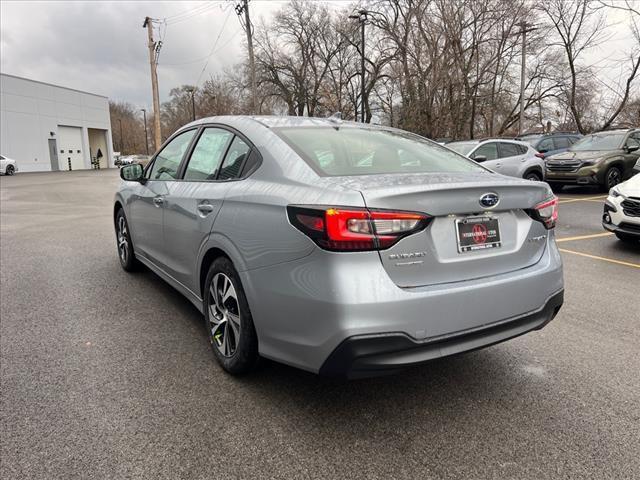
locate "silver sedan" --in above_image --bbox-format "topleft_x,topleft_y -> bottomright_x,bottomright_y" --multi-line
114,116 -> 563,378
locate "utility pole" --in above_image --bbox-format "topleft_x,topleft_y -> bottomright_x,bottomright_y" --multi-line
236,1 -> 257,114
187,87 -> 196,121
349,10 -> 368,123
141,109 -> 149,155
118,118 -> 124,152
143,16 -> 162,151
517,21 -> 536,135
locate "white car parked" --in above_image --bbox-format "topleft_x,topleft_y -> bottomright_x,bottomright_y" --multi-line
603,172 -> 640,242
0,155 -> 17,175
447,139 -> 545,181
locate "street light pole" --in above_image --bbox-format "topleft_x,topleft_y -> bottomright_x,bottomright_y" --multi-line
186,87 -> 196,121
349,10 -> 368,123
517,21 -> 536,135
141,109 -> 149,155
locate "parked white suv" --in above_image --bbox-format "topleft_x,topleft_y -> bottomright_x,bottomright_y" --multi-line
447,139 -> 545,181
603,173 -> 640,242
0,155 -> 17,175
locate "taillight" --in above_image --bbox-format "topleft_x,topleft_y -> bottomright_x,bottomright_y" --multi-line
528,196 -> 558,229
535,152 -> 545,159
287,206 -> 430,251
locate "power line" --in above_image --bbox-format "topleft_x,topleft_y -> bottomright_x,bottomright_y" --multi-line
158,29 -> 242,66
194,4 -> 234,88
164,2 -> 220,25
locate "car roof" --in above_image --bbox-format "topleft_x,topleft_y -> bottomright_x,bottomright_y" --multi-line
181,115 -> 368,130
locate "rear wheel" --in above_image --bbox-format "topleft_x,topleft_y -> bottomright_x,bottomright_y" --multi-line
524,171 -> 542,182
5,164 -> 15,176
603,166 -> 622,191
204,257 -> 259,374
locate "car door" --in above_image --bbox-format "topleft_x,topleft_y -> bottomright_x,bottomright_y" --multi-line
128,129 -> 197,265
495,142 -> 524,177
471,142 -> 500,171
163,128 -> 252,292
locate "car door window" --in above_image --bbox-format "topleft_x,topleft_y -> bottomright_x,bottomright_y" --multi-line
568,136 -> 581,144
183,128 -> 233,181
554,137 -> 571,149
537,138 -> 554,152
498,142 -> 520,159
625,134 -> 640,148
218,136 -> 251,180
473,142 -> 498,161
147,129 -> 196,180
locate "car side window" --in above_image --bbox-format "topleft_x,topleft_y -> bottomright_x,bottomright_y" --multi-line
498,142 -> 520,158
218,136 -> 251,180
183,128 -> 233,181
537,137 -> 554,152
147,129 -> 196,181
554,137 -> 570,149
569,136 -> 581,144
626,133 -> 640,148
473,142 -> 498,161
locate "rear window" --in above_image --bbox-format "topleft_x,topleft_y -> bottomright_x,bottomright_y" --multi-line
275,127 -> 485,176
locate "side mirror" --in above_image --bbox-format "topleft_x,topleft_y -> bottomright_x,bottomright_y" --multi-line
473,155 -> 487,163
120,163 -> 144,182
625,144 -> 639,153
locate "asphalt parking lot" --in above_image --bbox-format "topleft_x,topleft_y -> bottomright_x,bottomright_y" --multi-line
1,170 -> 639,479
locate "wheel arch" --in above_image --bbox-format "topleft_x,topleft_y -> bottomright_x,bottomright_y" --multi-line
523,166 -> 543,180
199,247 -> 231,299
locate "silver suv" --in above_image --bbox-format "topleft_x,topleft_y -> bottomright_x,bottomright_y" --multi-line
447,139 -> 545,181
114,116 -> 564,378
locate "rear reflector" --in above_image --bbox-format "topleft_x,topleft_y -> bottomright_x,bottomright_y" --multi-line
528,196 -> 558,229
288,206 -> 430,251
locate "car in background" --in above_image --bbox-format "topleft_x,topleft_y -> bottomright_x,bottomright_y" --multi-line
634,158 -> 640,174
447,138 -> 545,181
116,154 -> 151,168
545,128 -> 640,191
0,155 -> 17,175
114,115 -> 563,378
516,132 -> 582,159
602,172 -> 640,243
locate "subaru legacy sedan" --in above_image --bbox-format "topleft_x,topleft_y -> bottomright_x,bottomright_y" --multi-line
114,116 -> 564,378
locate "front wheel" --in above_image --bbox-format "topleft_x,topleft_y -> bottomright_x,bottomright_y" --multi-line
603,166 -> 622,191
204,257 -> 259,375
115,209 -> 139,271
5,164 -> 15,176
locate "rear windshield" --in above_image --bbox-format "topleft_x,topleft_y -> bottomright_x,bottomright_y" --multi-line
447,142 -> 478,156
275,126 -> 485,176
571,133 -> 625,151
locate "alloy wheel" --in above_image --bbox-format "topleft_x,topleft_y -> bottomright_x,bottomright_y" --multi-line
6,165 -> 14,176
117,216 -> 129,263
208,273 -> 241,357
607,168 -> 621,189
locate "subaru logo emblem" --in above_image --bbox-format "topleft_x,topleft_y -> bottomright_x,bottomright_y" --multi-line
479,193 -> 499,208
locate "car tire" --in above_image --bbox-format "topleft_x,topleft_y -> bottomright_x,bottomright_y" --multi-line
115,209 -> 139,272
524,171 -> 542,181
615,232 -> 638,243
603,166 -> 622,191
204,257 -> 259,375
5,165 -> 14,176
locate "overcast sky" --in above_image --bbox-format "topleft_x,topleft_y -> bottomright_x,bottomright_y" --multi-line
1,0 -> 637,111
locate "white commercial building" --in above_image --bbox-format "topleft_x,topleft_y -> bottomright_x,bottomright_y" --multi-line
0,73 -> 114,172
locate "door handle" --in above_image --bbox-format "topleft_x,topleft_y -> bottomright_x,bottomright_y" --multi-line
197,204 -> 215,214
153,197 -> 164,207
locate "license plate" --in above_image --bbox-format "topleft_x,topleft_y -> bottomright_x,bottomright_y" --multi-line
455,216 -> 501,253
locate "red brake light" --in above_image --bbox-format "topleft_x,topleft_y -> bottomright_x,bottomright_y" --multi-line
535,152 -> 545,159
531,196 -> 558,229
287,206 -> 430,251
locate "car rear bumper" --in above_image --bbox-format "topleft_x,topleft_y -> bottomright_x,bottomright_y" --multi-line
241,235 -> 564,374
319,289 -> 564,378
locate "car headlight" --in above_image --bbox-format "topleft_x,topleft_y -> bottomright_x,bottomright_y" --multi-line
581,157 -> 602,166
609,187 -> 623,198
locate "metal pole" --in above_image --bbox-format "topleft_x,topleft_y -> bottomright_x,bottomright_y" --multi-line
191,91 -> 196,121
141,109 -> 149,155
360,11 -> 366,124
118,118 -> 124,152
518,25 -> 526,135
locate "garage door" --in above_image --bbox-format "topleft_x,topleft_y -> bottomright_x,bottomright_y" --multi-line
58,126 -> 85,171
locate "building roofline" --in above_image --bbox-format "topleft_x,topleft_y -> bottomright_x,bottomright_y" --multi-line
0,73 -> 109,99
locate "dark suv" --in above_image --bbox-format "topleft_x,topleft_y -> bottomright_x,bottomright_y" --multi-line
516,132 -> 582,159
545,128 -> 640,191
